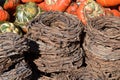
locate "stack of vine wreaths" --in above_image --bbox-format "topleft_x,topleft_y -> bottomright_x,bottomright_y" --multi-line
0,33 -> 32,80
26,11 -> 84,73
26,11 -> 120,80
83,16 -> 120,80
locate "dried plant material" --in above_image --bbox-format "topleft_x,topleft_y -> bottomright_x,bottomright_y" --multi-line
39,76 -> 56,80
27,11 -> 84,73
0,60 -> 32,80
85,50 -> 120,80
0,32 -> 28,73
56,68 -> 104,80
83,16 -> 120,80
38,67 -> 104,80
84,16 -> 120,60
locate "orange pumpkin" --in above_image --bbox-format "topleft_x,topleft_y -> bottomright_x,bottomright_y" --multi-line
111,9 -> 120,17
38,2 -> 48,11
66,2 -> 79,15
21,0 -> 43,3
0,9 -> 10,21
77,0 -> 105,25
96,0 -> 120,7
3,0 -> 20,10
118,5 -> 120,11
44,0 -> 71,12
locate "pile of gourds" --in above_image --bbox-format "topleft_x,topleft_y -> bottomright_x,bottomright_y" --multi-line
0,0 -> 120,34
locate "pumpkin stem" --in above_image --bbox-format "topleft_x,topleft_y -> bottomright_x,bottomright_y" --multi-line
45,0 -> 57,5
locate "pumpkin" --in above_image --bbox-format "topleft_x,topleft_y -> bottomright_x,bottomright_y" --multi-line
77,0 -> 105,25
118,6 -> 120,11
14,2 -> 42,33
44,0 -> 71,12
3,0 -> 20,10
38,2 -> 48,11
0,21 -> 22,35
66,2 -> 78,15
96,0 -> 120,7
111,9 -> 120,17
21,0 -> 43,3
0,9 -> 10,21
